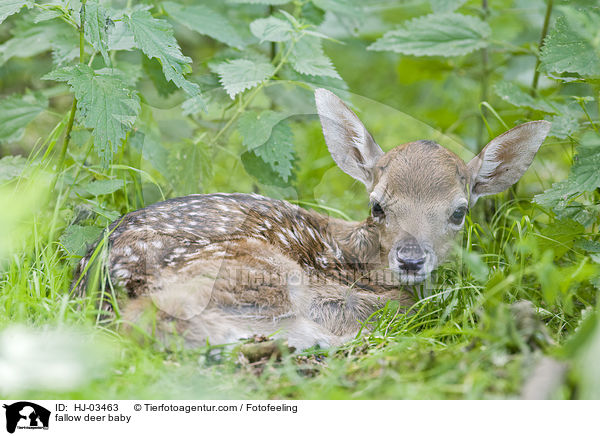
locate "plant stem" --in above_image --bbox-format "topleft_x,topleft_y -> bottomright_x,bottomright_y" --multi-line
477,0 -> 490,149
531,0 -> 553,96
54,0 -> 87,183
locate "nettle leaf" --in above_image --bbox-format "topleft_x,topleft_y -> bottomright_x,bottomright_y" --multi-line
0,92 -> 48,144
108,21 -> 136,51
211,59 -> 275,99
0,155 -> 28,183
250,17 -> 293,43
368,13 -> 490,57
238,110 -> 288,149
290,35 -> 340,79
493,81 -> 558,114
125,10 -> 200,96
163,2 -> 246,49
43,65 -> 140,165
429,0 -> 467,13
540,14 -> 600,77
181,95 -> 208,116
59,224 -> 103,257
571,131 -> 600,192
549,113 -> 579,139
535,132 -> 600,212
253,121 -> 295,181
83,1 -> 111,66
0,0 -> 31,25
0,19 -> 77,66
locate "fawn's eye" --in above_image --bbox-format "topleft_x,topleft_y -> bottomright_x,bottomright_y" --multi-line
371,201 -> 385,220
449,206 -> 467,225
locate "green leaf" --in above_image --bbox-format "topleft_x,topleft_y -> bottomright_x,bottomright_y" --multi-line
253,121 -> 295,181
210,59 -> 275,99
238,110 -> 288,149
142,56 -> 179,97
368,13 -> 490,57
181,95 -> 208,116
108,20 -> 136,51
0,0 -> 31,25
78,179 -> 125,197
570,131 -> 600,192
250,16 -> 293,43
124,10 -> 200,96
493,81 -> 558,114
429,0 -> 467,13
534,132 -> 600,212
549,113 -> 579,139
83,1 -> 111,66
0,155 -> 28,183
59,224 -> 103,257
540,14 -> 600,77
43,65 -> 140,165
0,19 -> 77,66
167,141 -> 212,195
163,2 -> 246,49
0,92 -> 48,144
290,35 -> 340,79
311,0 -> 363,17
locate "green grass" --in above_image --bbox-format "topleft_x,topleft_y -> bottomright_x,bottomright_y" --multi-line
1,173 -> 597,400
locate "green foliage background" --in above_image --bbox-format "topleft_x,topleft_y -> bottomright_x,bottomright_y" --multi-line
0,0 -> 599,399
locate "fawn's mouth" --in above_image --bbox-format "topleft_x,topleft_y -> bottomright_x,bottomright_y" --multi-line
397,270 -> 428,285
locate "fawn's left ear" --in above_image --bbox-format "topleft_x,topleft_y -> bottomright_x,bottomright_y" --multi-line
467,120 -> 551,205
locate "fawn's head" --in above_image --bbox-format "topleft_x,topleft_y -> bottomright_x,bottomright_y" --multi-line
315,88 -> 550,284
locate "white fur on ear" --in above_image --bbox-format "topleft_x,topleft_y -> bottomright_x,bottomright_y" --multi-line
467,120 -> 551,205
315,88 -> 384,190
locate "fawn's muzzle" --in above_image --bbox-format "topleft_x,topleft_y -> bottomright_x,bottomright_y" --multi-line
395,238 -> 427,272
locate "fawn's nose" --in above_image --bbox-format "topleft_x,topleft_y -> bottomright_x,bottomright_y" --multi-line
396,239 -> 426,272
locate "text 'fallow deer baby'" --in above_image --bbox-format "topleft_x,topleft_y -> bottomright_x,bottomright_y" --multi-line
74,89 -> 551,350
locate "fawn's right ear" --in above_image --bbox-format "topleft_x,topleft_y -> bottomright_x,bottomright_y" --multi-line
315,88 -> 384,190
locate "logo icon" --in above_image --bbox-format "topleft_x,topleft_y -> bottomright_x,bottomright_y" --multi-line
3,402 -> 50,434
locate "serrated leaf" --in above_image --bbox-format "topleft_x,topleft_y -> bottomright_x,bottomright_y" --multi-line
60,225 -> 103,257
549,113 -> 579,139
125,10 -> 200,96
535,132 -> 600,213
570,131 -> 600,192
43,65 -> 140,165
181,95 -> 207,116
0,92 -> 48,144
83,1 -> 111,66
163,2 -> 246,49
290,35 -> 340,79
78,179 -> 125,197
540,14 -> 600,77
0,155 -> 28,183
108,20 -> 136,51
0,19 -> 77,66
493,81 -> 557,114
429,0 -> 467,13
250,16 -> 293,43
238,110 -> 288,149
0,0 -> 31,25
253,121 -> 295,181
368,13 -> 490,57
211,59 -> 275,98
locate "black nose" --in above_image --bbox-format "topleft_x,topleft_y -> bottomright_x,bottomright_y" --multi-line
397,239 -> 426,272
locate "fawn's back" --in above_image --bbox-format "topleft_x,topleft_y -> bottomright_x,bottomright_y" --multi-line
75,89 -> 551,349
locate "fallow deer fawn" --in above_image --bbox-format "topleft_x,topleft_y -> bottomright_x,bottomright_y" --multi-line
74,89 -> 551,350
